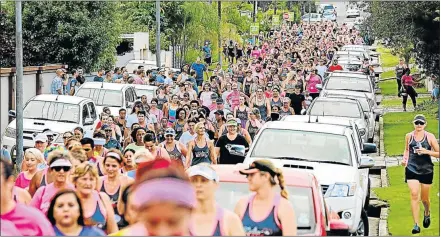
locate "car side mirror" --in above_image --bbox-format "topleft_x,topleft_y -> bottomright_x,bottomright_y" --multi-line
84,117 -> 94,126
301,109 -> 307,115
327,219 -> 349,236
8,110 -> 16,118
373,108 -> 382,115
316,84 -> 323,90
362,143 -> 377,154
359,155 -> 375,169
364,113 -> 369,120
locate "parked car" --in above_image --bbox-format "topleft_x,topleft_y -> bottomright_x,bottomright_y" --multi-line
244,121 -> 377,235
214,164 -> 351,236
1,95 -> 99,163
322,12 -> 337,22
322,4 -> 337,16
75,82 -> 137,116
133,84 -> 158,102
319,71 -> 378,105
346,7 -> 360,18
300,97 -> 371,143
301,13 -> 323,23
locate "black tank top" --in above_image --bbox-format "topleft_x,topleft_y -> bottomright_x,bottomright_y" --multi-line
407,132 -> 434,175
191,139 -> 211,166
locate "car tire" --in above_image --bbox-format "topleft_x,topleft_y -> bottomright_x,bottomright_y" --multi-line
367,137 -> 374,143
352,209 -> 369,236
364,178 -> 371,210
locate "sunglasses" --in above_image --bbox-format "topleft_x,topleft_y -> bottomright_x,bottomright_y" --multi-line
414,121 -> 425,125
52,166 -> 71,172
105,129 -> 112,133
165,134 -> 174,138
63,136 -> 72,139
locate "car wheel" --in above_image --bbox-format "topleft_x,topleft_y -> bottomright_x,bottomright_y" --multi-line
352,209 -> 369,236
364,178 -> 371,210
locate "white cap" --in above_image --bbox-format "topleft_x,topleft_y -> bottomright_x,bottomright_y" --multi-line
50,158 -> 72,168
34,133 -> 48,143
187,164 -> 219,183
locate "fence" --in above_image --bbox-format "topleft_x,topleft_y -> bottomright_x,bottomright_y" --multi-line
0,64 -> 66,135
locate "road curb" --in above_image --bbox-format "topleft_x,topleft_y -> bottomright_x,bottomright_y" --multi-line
379,207 -> 390,236
379,116 -> 385,157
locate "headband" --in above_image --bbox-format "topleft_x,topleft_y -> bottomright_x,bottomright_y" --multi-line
106,152 -> 122,161
132,178 -> 196,209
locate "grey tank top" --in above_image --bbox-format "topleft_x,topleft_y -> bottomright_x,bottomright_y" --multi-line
407,132 -> 434,175
191,139 -> 211,166
270,98 -> 282,108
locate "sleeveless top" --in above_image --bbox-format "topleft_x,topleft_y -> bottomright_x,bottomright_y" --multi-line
248,121 -> 260,141
40,168 -> 48,187
236,106 -> 249,129
174,121 -> 185,140
244,78 -> 253,96
191,139 -> 211,166
168,105 -> 178,124
280,108 -> 294,116
157,95 -> 168,110
83,191 -> 107,231
270,98 -> 283,108
100,177 -> 121,223
161,142 -> 185,169
285,81 -> 297,92
407,131 -> 434,175
97,162 -> 105,177
189,206 -> 226,236
254,99 -> 268,119
242,194 -> 283,236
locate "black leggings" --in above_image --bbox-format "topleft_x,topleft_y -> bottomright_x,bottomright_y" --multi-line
403,86 -> 417,107
396,78 -> 402,94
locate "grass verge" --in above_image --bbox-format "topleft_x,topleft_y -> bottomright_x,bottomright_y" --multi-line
383,103 -> 439,156
374,163 -> 439,236
381,97 -> 431,107
378,46 -> 400,68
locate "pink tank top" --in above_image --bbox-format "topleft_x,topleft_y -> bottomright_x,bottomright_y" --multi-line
29,182 -> 75,214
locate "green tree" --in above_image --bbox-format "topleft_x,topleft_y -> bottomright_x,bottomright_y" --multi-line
1,1 -> 123,71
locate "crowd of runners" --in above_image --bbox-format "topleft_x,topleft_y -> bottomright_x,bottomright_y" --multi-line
1,19 -> 398,236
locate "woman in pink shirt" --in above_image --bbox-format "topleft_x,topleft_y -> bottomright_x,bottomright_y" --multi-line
30,151 -> 75,215
401,68 -> 419,111
1,159 -> 55,236
305,69 -> 322,100
199,83 -> 215,108
251,46 -> 261,59
15,148 -> 45,190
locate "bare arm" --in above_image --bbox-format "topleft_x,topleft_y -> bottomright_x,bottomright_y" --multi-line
225,210 -> 246,236
209,141 -> 217,164
28,171 -> 42,197
402,133 -> 411,166
179,143 -> 188,158
99,192 -> 119,234
278,199 -> 297,236
186,142 -> 194,168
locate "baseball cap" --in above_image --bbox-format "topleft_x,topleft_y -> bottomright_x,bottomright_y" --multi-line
34,133 -> 48,143
239,159 -> 279,177
50,158 -> 72,168
226,118 -> 237,126
211,93 -> 219,100
216,98 -> 224,104
164,128 -> 176,136
214,110 -> 224,116
187,164 -> 219,183
413,114 -> 426,123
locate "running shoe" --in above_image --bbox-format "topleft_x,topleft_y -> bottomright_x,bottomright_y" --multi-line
412,224 -> 421,234
423,213 -> 431,228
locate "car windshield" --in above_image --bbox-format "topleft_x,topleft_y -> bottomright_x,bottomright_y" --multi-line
251,129 -> 352,165
326,77 -> 371,92
216,182 -> 316,235
23,100 -> 80,123
135,89 -> 155,100
324,5 -> 334,10
76,88 -> 123,107
328,96 -> 370,112
310,100 -> 362,118
323,12 -> 334,16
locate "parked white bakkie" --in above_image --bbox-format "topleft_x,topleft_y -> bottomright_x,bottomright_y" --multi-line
1,95 -> 99,160
243,120 -> 377,235
75,82 -> 138,116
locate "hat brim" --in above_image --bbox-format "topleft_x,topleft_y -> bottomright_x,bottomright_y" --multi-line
50,159 -> 72,168
413,119 -> 426,123
239,168 -> 259,175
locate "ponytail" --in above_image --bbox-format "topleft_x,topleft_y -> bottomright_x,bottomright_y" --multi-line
276,169 -> 289,199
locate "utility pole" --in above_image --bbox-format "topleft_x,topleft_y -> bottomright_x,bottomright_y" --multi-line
155,0 -> 161,68
308,0 -> 311,23
15,0 -> 24,171
218,0 -> 222,67
274,0 -> 277,15
253,0 -> 257,23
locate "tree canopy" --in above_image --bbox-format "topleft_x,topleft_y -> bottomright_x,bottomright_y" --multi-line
366,1 -> 440,75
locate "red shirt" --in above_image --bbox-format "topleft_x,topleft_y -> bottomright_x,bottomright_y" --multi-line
328,65 -> 343,72
402,75 -> 414,86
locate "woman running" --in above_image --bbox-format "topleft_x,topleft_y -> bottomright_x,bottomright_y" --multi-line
30,151 -> 75,214
187,164 -> 245,236
174,108 -> 187,141
235,159 -> 297,236
47,190 -> 106,236
402,114 -> 440,234
234,96 -> 250,129
186,122 -> 217,167
245,108 -> 263,141
143,132 -> 171,161
72,163 -> 118,234
401,68 -> 420,111
252,87 -> 271,121
97,149 -> 134,227
122,149 -> 136,178
15,148 -> 45,190
160,128 -> 187,169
